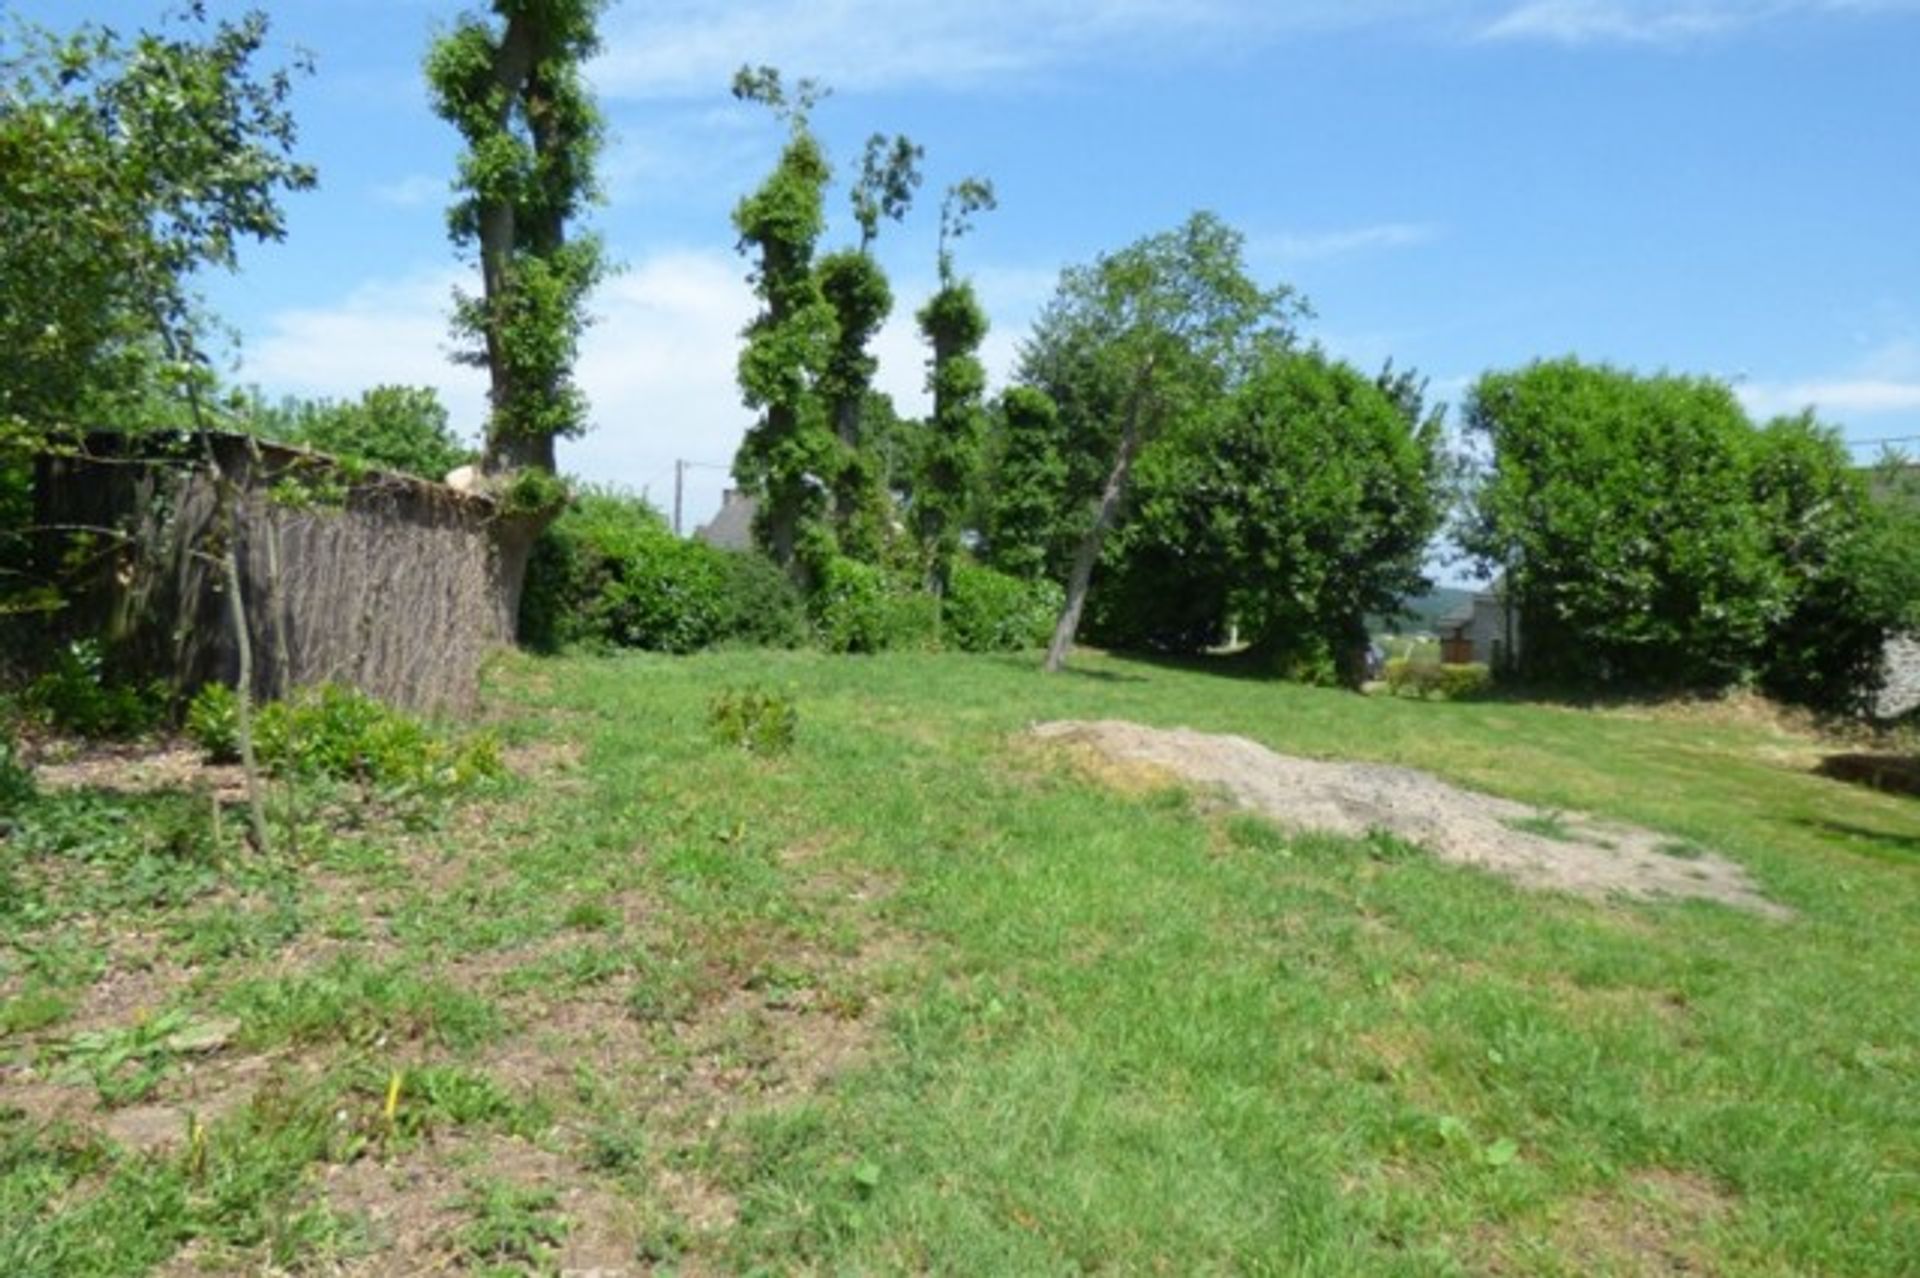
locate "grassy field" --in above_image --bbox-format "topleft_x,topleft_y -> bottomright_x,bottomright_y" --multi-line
3,649 -> 1918,1274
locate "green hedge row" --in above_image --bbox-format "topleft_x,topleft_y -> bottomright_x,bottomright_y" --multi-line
521,488 -> 1062,656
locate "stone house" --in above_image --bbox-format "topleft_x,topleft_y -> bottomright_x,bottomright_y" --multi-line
1437,589 -> 1520,670
694,488 -> 757,552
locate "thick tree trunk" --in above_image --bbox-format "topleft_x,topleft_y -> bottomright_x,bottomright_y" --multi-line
1044,404 -> 1146,674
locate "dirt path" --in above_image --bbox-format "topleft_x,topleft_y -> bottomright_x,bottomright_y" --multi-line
1034,720 -> 1788,918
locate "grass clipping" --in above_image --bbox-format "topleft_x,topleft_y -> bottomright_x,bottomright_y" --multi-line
1033,720 -> 1788,919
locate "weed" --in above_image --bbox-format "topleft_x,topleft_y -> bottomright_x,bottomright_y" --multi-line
563,899 -> 618,931
584,1116 -> 649,1173
457,1179 -> 567,1269
0,987 -> 73,1034
223,957 -> 502,1051
0,731 -> 32,814
1507,809 -> 1576,842
48,1010 -> 198,1105
184,683 -> 242,764
253,684 -> 503,796
708,685 -> 798,757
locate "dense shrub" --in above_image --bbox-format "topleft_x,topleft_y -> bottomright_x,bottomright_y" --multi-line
810,557 -> 939,654
943,561 -> 1062,652
184,683 -> 500,794
1437,663 -> 1493,700
1463,360 -> 1908,710
519,487 -> 804,653
184,683 -> 242,764
1384,660 -> 1490,700
21,641 -> 166,739
1088,350 -> 1445,681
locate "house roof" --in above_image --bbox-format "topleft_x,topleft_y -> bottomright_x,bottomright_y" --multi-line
694,490 -> 757,552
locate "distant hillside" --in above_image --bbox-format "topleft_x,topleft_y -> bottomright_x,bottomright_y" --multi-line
1369,586 -> 1474,637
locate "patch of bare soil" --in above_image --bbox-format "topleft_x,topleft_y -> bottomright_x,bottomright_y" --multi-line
1482,1169 -> 1734,1275
31,744 -> 246,801
1034,720 -> 1788,918
317,1135 -> 644,1276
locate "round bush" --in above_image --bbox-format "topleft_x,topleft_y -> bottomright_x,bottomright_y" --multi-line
944,561 -> 1062,652
519,487 -> 803,653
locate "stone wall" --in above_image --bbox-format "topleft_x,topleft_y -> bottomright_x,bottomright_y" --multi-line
1878,634 -> 1920,721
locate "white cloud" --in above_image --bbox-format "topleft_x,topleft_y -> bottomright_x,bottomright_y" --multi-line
591,0 -> 1390,98
370,174 -> 449,208
1478,0 -> 1920,45
243,269 -> 487,438
240,250 -> 1050,530
1736,336 -> 1920,418
1253,222 -> 1442,264
583,0 -> 1920,96
1479,0 -> 1740,44
1738,378 -> 1920,417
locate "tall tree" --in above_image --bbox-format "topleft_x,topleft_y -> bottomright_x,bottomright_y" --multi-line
982,386 -> 1070,581
0,7 -> 316,850
915,179 -> 996,598
1093,350 -> 1446,685
816,133 -> 922,559
1460,359 -> 1787,692
1022,213 -> 1303,672
427,0 -> 606,479
0,9 -> 314,447
729,66 -> 839,575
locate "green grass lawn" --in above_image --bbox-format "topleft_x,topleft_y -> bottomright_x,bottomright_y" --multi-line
4,649 -> 1918,1274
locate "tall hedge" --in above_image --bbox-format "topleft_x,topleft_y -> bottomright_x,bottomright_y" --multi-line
1463,359 -> 1908,709
520,487 -> 806,653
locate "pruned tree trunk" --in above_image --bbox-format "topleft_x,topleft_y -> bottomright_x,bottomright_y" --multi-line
1044,370 -> 1153,673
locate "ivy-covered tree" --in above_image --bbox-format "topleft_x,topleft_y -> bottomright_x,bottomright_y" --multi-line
816,133 -> 923,560
982,386 -> 1070,581
915,179 -> 996,597
427,0 -> 606,480
1020,213 -> 1303,672
729,66 -> 839,575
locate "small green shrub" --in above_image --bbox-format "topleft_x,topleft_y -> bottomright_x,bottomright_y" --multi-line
0,732 -> 32,813
253,684 -> 502,794
811,557 -> 938,654
1384,660 -> 1489,701
184,683 -> 242,763
1383,658 -> 1431,697
22,640 -> 166,739
1436,663 -> 1492,701
709,685 -> 798,757
944,561 -> 1062,653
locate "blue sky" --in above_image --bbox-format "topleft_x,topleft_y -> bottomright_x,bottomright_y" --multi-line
12,0 -> 1920,530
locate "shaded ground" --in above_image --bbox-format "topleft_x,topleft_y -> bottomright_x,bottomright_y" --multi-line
1035,718 -> 1789,917
1818,751 -> 1920,799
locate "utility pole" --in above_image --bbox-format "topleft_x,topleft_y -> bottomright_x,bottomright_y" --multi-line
673,459 -> 686,536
